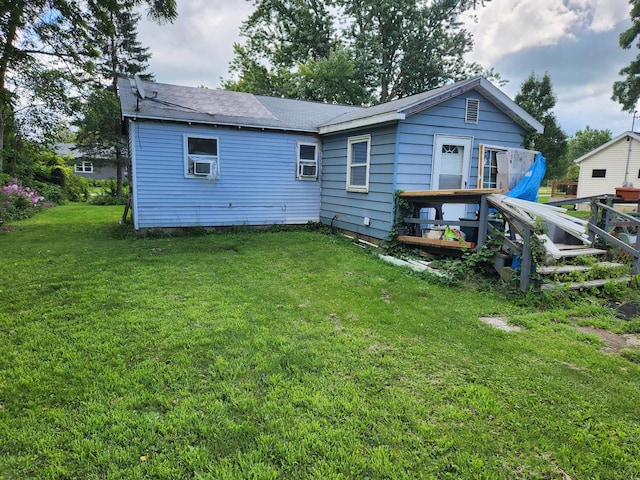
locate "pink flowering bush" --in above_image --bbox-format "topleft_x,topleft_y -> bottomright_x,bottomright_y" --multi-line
0,178 -> 51,224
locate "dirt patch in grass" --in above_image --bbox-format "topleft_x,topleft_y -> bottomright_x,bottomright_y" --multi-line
577,326 -> 640,353
479,317 -> 523,332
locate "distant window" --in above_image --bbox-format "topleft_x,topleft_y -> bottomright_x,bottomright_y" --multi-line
74,161 -> 93,173
465,98 -> 479,124
637,168 -> 640,179
592,169 -> 606,178
184,135 -> 219,179
296,142 -> 318,180
347,135 -> 370,193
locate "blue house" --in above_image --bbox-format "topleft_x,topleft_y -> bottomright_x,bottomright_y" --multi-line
118,76 -> 542,239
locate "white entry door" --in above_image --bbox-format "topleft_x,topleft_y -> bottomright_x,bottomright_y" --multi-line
432,135 -> 473,220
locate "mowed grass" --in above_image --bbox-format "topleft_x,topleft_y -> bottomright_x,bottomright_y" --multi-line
1,205 -> 640,479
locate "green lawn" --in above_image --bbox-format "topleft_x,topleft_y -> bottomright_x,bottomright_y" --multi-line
1,205 -> 640,479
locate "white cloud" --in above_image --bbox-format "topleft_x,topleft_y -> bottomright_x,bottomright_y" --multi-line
137,0 -> 250,88
465,0 -> 630,66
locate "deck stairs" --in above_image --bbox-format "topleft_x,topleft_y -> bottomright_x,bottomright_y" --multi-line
532,243 -> 630,291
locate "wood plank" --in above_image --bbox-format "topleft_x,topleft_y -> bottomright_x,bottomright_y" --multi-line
554,243 -> 591,250
541,276 -> 631,291
399,189 -> 504,197
398,235 -> 476,249
537,262 -> 624,275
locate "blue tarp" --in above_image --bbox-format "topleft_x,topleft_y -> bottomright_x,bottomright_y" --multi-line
505,152 -> 546,202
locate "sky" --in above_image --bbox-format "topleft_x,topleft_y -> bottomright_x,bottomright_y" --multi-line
137,0 -> 637,136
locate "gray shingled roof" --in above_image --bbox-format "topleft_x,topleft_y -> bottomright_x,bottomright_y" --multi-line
118,76 -> 543,135
118,77 -> 360,133
319,77 -> 543,133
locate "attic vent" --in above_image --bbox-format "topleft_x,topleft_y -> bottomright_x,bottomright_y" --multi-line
465,98 -> 479,124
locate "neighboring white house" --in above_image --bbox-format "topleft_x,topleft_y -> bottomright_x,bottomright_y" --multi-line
575,131 -> 640,198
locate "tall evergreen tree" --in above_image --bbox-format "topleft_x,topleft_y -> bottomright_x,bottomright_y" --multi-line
514,72 -> 568,181
76,0 -> 155,196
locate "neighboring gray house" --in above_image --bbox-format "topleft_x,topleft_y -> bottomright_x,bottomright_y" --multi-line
118,76 -> 542,238
55,143 -> 118,181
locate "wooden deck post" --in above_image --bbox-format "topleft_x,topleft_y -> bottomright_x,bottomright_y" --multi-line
634,234 -> 640,275
520,225 -> 532,292
477,195 -> 489,248
588,198 -> 599,245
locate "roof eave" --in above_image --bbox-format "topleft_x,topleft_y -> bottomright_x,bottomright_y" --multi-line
475,78 -> 544,133
574,131 -> 640,164
121,112 -> 320,134
318,112 -> 406,135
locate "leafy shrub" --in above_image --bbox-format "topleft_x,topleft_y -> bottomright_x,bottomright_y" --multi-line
30,181 -> 66,204
0,178 -> 52,224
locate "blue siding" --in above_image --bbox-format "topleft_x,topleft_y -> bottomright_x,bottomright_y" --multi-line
320,124 -> 397,240
320,90 -> 529,240
395,91 -> 527,191
131,121 -> 320,229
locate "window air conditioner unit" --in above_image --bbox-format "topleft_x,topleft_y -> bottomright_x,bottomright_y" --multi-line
298,162 -> 317,179
193,159 -> 213,176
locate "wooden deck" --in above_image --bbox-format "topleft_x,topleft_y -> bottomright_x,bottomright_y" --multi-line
397,189 -> 503,252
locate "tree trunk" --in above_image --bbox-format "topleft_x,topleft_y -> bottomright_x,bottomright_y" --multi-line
0,2 -> 23,173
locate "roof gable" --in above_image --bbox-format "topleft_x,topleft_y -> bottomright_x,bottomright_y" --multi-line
318,77 -> 543,135
574,131 -> 640,164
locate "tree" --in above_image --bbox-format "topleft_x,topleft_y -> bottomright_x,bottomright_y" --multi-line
342,0 -> 480,102
0,0 -> 177,174
514,72 -> 568,181
613,0 -> 640,112
75,0 -> 159,196
225,0 -> 490,104
563,126 -> 612,181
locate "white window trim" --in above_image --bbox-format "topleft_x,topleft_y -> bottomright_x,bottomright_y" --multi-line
296,141 -> 319,180
346,134 -> 371,193
184,134 -> 220,179
478,144 -> 506,189
74,161 -> 94,173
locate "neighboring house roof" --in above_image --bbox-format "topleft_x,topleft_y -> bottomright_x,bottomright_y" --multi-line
573,131 -> 640,164
54,143 -> 81,158
118,75 -> 543,135
117,77 -> 361,133
318,76 -> 543,134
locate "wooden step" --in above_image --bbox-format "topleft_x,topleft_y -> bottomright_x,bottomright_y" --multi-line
555,248 -> 607,258
541,276 -> 632,291
537,262 -> 624,275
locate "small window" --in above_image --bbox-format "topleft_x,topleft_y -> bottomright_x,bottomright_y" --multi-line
465,98 -> 479,124
637,168 -> 640,179
184,135 -> 219,179
296,142 -> 318,180
74,161 -> 93,173
347,135 -> 370,192
592,169 -> 606,178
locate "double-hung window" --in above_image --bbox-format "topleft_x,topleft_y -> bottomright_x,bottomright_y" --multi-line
185,135 -> 219,179
74,161 -> 93,173
296,142 -> 318,180
347,135 -> 370,192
